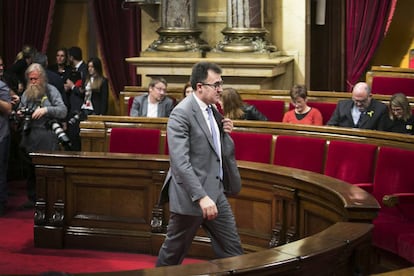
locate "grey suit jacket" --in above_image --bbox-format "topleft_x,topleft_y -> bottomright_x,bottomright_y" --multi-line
129,94 -> 174,117
327,99 -> 387,129
159,94 -> 241,216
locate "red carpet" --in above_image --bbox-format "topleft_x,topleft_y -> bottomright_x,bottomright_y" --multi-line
0,181 -> 201,275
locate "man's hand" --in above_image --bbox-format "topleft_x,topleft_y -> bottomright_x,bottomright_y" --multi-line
64,79 -> 74,91
32,106 -> 47,119
11,94 -> 20,106
222,118 -> 233,133
199,196 -> 218,220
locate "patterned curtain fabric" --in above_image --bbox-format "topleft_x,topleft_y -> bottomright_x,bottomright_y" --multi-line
90,0 -> 141,100
2,0 -> 55,66
346,0 -> 397,91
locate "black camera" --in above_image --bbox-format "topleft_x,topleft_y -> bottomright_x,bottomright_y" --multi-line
9,109 -> 19,125
19,106 -> 36,134
46,120 -> 72,151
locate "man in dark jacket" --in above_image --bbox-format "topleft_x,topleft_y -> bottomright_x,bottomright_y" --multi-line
327,82 -> 387,129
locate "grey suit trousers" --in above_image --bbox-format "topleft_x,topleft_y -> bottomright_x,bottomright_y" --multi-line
156,192 -> 243,266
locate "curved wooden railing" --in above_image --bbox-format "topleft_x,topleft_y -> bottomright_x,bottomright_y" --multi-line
80,116 -> 414,153
31,152 -> 378,275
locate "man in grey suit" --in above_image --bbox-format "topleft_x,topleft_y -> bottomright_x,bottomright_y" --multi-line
156,62 -> 243,267
327,82 -> 387,129
129,77 -> 175,117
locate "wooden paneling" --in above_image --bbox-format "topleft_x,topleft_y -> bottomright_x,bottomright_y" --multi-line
31,152 -> 378,255
31,150 -> 377,274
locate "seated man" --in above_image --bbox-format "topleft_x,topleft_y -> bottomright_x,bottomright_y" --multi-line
327,82 -> 386,129
129,77 -> 174,117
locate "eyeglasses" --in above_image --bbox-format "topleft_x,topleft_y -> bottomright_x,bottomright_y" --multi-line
153,86 -> 166,92
201,81 -> 224,90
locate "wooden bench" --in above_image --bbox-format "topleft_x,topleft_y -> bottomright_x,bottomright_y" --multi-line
366,66 -> 414,96
80,116 -> 414,265
119,87 -> 414,121
31,152 -> 378,274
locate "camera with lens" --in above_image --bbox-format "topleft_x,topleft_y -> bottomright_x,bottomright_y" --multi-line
19,106 -> 36,134
9,109 -> 19,124
68,110 -> 86,125
46,119 -> 72,151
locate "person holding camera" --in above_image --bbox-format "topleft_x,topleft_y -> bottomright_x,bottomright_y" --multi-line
17,63 -> 67,209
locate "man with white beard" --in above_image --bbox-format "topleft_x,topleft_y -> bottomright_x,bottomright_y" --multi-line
17,63 -> 67,209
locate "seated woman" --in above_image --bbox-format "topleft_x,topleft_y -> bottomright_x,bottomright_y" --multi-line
182,81 -> 193,98
378,92 -> 414,135
283,84 -> 323,125
221,87 -> 267,121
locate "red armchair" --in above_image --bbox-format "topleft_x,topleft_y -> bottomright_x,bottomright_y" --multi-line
230,131 -> 273,163
324,140 -> 377,192
273,135 -> 326,173
109,128 -> 161,154
244,99 -> 285,122
371,76 -> 414,96
372,146 -> 414,262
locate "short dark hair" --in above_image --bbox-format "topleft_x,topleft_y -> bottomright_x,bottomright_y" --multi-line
68,46 -> 83,61
33,52 -> 48,68
148,77 -> 167,89
190,62 -> 222,90
290,84 -> 308,100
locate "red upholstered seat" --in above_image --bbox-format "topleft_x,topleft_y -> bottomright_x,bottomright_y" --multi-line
273,135 -> 326,173
324,140 -> 377,192
373,147 -> 414,211
371,76 -> 414,96
244,99 -> 285,122
307,102 -> 337,125
372,147 -> 414,257
109,128 -> 161,154
230,131 -> 273,163
398,233 -> 414,263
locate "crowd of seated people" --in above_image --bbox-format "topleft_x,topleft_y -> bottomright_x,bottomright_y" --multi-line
127,78 -> 414,136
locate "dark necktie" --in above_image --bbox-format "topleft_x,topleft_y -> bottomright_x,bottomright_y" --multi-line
357,112 -> 365,127
207,106 -> 223,179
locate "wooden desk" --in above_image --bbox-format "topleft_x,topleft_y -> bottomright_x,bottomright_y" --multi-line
31,152 -> 379,266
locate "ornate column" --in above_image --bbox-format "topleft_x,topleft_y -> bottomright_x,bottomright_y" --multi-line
146,0 -> 209,52
216,0 -> 276,53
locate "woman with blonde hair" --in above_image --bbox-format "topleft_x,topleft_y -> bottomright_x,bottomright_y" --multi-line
378,92 -> 414,134
221,87 -> 267,121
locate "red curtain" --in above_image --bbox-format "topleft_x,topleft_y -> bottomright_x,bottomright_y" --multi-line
2,0 -> 55,66
90,0 -> 141,101
346,0 -> 397,91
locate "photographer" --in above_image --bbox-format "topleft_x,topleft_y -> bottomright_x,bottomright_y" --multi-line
17,63 -> 67,209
